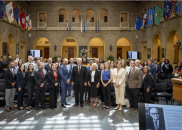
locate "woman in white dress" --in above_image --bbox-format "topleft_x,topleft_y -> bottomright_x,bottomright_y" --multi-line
112,61 -> 126,111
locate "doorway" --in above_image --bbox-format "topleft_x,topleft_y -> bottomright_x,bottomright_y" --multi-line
68,48 -> 74,60
117,48 -> 122,59
44,48 -> 49,59
92,48 -> 98,58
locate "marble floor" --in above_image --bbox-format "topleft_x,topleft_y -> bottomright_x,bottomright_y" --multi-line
0,96 -> 175,130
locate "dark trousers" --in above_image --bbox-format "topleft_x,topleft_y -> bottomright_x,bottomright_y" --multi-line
49,87 -> 57,108
126,85 -> 140,109
74,82 -> 84,104
35,87 -> 45,107
98,85 -> 104,102
102,81 -> 111,106
88,85 -> 91,100
17,87 -> 25,108
143,90 -> 151,103
26,82 -> 34,107
163,73 -> 172,80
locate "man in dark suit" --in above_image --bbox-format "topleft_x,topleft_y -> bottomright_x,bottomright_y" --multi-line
14,54 -> 21,62
57,56 -> 62,68
59,58 -> 72,108
71,58 -> 87,107
45,58 -> 52,72
95,58 -> 101,70
4,62 -> 17,112
148,59 -> 156,79
34,63 -> 47,110
6,56 -> 13,65
154,59 -> 161,79
146,108 -> 166,130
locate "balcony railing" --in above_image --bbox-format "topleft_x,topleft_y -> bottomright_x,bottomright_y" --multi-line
37,22 -> 47,30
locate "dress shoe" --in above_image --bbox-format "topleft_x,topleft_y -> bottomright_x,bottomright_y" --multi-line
80,104 -> 83,107
65,103 -> 70,105
86,100 -> 90,103
134,109 -> 139,113
5,108 -> 11,112
74,103 -> 78,107
118,107 -> 123,111
26,108 -> 32,111
9,107 -> 15,110
127,107 -> 132,110
62,104 -> 66,108
100,102 -> 104,105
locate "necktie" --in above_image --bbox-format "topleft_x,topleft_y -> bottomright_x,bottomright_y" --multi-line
71,64 -> 72,69
41,70 -> 44,78
11,69 -> 14,77
154,120 -> 158,130
128,68 -> 132,77
78,66 -> 80,74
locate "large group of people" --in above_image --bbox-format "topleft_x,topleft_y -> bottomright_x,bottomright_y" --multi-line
0,54 -> 177,113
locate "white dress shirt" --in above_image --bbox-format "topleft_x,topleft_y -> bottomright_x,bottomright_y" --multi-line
91,71 -> 95,82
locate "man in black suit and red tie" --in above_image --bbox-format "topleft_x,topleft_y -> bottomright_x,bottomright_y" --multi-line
71,58 -> 87,107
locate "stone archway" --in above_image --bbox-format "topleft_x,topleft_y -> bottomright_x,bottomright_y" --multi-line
116,38 -> 132,60
167,30 -> 179,64
61,37 -> 78,59
7,33 -> 15,58
152,34 -> 161,61
88,38 -> 105,60
34,37 -> 50,59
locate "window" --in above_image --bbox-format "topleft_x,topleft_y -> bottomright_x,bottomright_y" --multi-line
39,13 -> 46,22
121,13 -> 127,22
72,9 -> 81,22
59,9 -> 67,22
86,9 -> 94,22
100,9 -> 108,22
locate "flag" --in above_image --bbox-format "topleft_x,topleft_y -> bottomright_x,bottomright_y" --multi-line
98,20 -> 99,32
69,21 -> 71,32
20,12 -> 26,30
141,13 -> 147,30
179,1 -> 182,16
13,6 -> 19,25
163,0 -> 168,21
81,19 -> 82,33
26,15 -> 31,31
6,2 -> 14,23
3,0 -> 5,17
175,1 -> 180,16
154,5 -> 163,25
135,16 -> 141,31
0,1 -> 4,20
147,8 -> 153,27
83,20 -> 85,32
67,22 -> 68,33
164,0 -> 175,20
95,20 -> 97,33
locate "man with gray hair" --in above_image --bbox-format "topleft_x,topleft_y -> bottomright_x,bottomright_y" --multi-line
71,58 -> 87,107
25,56 -> 36,70
68,58 -> 76,97
45,58 -> 52,72
95,58 -> 101,70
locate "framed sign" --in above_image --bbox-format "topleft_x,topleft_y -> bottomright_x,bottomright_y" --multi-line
2,42 -> 7,55
79,46 -> 87,57
16,44 -> 19,54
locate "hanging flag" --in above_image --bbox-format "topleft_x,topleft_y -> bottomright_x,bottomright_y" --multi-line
147,8 -> 153,27
13,6 -> 19,25
6,2 -> 14,23
164,0 -> 175,20
175,1 -> 180,16
95,20 -> 97,33
3,0 -> 5,17
154,5 -> 163,25
67,22 -> 68,33
179,1 -> 182,16
0,1 -> 4,20
83,20 -> 85,32
69,21 -> 71,32
98,20 -> 99,32
163,0 -> 167,21
20,12 -> 26,30
135,16 -> 141,31
26,15 -> 31,31
81,19 -> 82,33
141,13 -> 147,30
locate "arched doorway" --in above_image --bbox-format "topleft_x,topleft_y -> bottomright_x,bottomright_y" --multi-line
116,38 -> 132,59
152,34 -> 161,61
61,38 -> 78,59
34,37 -> 50,59
167,30 -> 179,64
59,9 -> 68,22
7,33 -> 15,58
72,9 -> 81,22
89,38 -> 105,60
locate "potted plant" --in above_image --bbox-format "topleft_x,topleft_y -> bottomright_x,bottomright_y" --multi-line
107,55 -> 114,61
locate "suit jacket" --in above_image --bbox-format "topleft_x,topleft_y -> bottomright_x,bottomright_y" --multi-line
45,63 -> 52,72
59,64 -> 72,87
113,68 -> 125,86
4,67 -> 17,89
17,71 -> 25,88
88,70 -> 101,84
34,69 -> 47,89
149,64 -> 156,78
25,71 -> 35,85
162,64 -> 173,74
71,65 -> 87,86
47,70 -> 60,89
68,63 -> 76,70
146,117 -> 165,130
87,66 -> 92,75
97,63 -> 101,70
125,67 -> 143,88
154,64 -> 161,75
142,73 -> 153,91
13,66 -> 19,73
